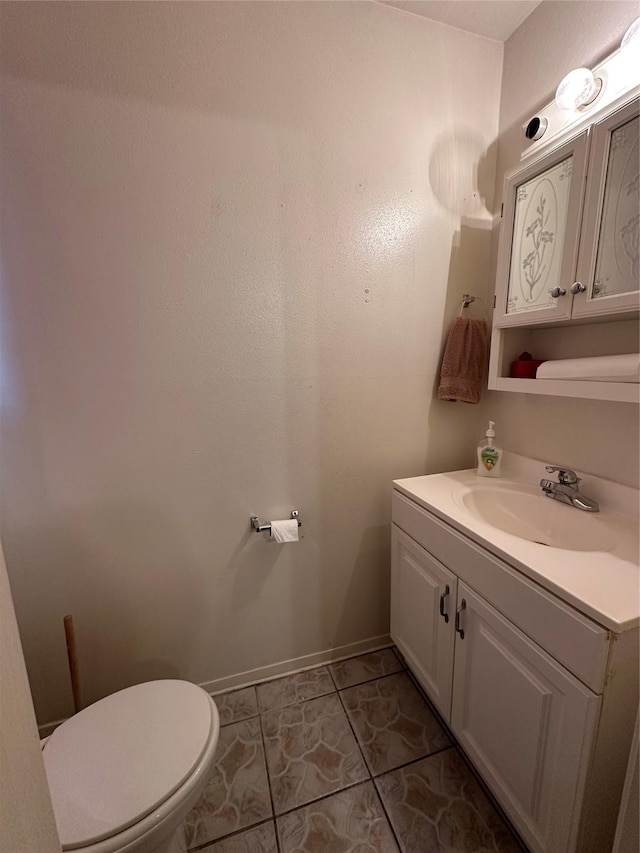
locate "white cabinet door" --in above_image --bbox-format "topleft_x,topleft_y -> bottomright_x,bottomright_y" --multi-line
450,583 -> 601,853
494,131 -> 589,327
390,525 -> 456,721
573,97 -> 640,319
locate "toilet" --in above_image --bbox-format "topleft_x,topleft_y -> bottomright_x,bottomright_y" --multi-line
42,680 -> 220,853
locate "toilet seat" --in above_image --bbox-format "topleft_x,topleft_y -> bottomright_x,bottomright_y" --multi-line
43,680 -> 217,851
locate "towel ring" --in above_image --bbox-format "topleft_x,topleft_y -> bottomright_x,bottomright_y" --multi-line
459,294 -> 487,318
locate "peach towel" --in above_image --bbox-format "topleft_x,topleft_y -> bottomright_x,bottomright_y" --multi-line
438,317 -> 488,404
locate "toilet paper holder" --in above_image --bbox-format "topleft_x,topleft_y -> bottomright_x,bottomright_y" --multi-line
251,510 -> 301,534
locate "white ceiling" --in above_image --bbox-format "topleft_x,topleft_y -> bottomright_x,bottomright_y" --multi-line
379,0 -> 543,42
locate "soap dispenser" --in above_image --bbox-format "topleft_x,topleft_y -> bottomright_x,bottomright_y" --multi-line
477,421 -> 502,478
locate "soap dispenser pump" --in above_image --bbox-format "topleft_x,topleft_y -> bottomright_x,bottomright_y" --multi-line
477,421 -> 502,478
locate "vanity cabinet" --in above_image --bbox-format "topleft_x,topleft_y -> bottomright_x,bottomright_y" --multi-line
391,488 -> 638,853
489,95 -> 639,402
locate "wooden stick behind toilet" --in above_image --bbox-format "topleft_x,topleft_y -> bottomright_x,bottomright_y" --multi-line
63,614 -> 82,713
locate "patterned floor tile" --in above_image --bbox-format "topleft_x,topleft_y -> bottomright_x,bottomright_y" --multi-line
376,748 -> 522,853
341,672 -> 451,775
329,648 -> 403,690
262,693 -> 368,814
257,667 -> 335,713
198,821 -> 278,852
182,717 -> 272,848
277,781 -> 399,852
214,686 -> 259,727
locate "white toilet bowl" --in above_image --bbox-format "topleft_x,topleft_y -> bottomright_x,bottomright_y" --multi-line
42,680 -> 220,853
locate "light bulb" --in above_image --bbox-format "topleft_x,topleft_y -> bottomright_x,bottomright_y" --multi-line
618,17 -> 640,84
621,17 -> 640,50
555,67 -> 601,111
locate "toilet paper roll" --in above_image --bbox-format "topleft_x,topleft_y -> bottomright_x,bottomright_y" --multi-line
270,519 -> 299,543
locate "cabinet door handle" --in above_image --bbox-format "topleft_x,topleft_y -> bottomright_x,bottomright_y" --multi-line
570,281 -> 586,294
549,286 -> 566,298
439,585 -> 450,623
455,598 -> 466,639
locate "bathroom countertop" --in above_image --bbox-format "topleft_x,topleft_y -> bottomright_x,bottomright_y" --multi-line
393,454 -> 640,633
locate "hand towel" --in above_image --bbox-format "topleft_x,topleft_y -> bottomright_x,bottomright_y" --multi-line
438,317 -> 488,404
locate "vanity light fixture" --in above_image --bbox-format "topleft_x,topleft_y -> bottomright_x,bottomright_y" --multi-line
555,67 -> 602,111
522,16 -> 640,157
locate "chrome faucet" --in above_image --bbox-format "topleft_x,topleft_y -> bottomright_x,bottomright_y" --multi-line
540,466 -> 599,512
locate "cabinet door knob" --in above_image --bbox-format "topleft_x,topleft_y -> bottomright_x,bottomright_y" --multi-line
570,281 -> 586,294
455,598 -> 466,640
439,585 -> 450,624
549,286 -> 567,298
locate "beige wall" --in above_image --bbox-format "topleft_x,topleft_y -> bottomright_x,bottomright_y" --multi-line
0,1 -> 502,724
487,1 -> 640,487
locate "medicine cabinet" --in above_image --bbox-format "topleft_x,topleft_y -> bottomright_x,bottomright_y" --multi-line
489,96 -> 639,403
494,131 -> 589,327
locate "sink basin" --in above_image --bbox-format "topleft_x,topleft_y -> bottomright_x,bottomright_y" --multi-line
394,457 -> 640,631
461,486 -> 615,552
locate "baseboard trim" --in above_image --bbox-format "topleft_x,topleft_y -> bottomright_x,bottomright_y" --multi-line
37,634 -> 392,736
200,634 -> 392,696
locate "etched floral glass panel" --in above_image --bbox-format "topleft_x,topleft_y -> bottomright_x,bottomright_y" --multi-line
592,114 -> 639,299
506,156 -> 572,314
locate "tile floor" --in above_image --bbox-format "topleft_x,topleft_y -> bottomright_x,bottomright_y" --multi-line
181,647 -> 525,852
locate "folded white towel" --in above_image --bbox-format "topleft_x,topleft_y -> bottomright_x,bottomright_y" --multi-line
536,353 -> 640,383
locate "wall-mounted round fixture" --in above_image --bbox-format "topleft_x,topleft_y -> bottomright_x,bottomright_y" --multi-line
555,67 -> 602,111
524,116 -> 548,141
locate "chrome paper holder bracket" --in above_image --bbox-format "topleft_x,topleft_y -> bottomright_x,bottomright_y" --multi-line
251,510 -> 301,534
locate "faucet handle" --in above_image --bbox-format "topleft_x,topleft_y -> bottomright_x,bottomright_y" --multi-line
545,466 -> 580,486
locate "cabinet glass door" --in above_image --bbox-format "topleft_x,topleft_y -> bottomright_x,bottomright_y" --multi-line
508,156 -> 572,314
494,132 -> 589,327
573,99 -> 640,318
593,114 -> 639,297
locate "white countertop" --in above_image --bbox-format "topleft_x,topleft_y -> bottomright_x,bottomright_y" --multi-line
393,454 -> 639,633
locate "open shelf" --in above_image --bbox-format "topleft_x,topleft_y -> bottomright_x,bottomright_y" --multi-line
488,317 -> 639,404
492,376 -> 639,403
